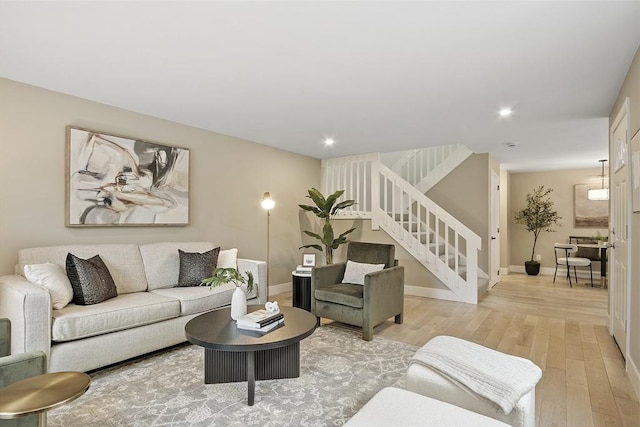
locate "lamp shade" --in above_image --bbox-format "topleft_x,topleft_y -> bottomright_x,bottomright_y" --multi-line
587,188 -> 609,201
261,192 -> 275,210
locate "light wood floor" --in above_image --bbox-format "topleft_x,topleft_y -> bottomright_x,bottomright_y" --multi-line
274,273 -> 639,427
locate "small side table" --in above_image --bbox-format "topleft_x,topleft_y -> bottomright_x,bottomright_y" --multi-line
0,371 -> 90,420
292,271 -> 312,312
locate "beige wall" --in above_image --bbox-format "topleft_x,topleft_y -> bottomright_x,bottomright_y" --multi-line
509,168 -> 607,269
0,79 -> 321,287
427,154 -> 490,272
609,45 -> 639,393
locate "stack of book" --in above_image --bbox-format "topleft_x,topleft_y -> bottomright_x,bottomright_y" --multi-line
236,309 -> 284,333
295,265 -> 312,276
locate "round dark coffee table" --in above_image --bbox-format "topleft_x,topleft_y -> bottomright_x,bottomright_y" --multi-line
185,306 -> 316,405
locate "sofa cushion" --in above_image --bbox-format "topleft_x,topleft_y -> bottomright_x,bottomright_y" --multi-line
342,260 -> 385,285
217,248 -> 238,269
51,292 -> 180,342
23,262 -> 74,310
139,242 -> 216,290
18,244 -> 148,294
178,247 -> 220,287
66,253 -> 118,305
315,283 -> 364,308
150,283 -> 237,316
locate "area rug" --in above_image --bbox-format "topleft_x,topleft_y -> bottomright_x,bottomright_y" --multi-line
48,325 -> 418,426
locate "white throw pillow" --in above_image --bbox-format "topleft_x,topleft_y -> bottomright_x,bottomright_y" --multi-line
342,260 -> 385,285
217,248 -> 238,269
24,262 -> 74,310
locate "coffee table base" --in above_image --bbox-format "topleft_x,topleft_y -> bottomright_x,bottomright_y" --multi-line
204,342 -> 300,405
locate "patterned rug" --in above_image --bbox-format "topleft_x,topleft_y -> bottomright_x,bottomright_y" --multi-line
48,325 -> 418,426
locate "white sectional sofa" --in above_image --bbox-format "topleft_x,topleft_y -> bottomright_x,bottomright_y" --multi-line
0,242 -> 266,372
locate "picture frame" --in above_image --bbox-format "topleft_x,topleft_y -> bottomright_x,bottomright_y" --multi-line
574,184 -> 608,228
66,126 -> 190,227
302,253 -> 317,267
632,129 -> 640,213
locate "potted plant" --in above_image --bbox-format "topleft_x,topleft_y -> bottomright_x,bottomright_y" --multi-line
201,268 -> 254,319
513,186 -> 562,275
299,188 -> 356,264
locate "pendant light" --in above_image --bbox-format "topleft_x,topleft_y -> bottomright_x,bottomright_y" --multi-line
587,159 -> 609,201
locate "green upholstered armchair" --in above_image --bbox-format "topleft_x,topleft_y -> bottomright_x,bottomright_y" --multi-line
311,242 -> 404,341
1,318 -> 47,427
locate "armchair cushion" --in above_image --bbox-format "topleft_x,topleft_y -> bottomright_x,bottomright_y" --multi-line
342,260 -> 385,285
0,350 -> 47,389
315,283 -> 364,308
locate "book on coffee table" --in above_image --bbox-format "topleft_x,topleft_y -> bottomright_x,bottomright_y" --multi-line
236,309 -> 284,328
237,318 -> 284,333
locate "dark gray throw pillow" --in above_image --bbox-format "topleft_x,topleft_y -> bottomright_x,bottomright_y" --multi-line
66,253 -> 118,305
178,247 -> 220,287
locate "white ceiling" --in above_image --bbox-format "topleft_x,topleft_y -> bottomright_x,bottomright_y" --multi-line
1,1 -> 639,172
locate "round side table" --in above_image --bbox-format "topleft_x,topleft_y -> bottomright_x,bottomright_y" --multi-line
292,271 -> 312,312
0,371 -> 90,420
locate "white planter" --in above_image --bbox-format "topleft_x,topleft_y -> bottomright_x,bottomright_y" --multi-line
230,287 -> 247,320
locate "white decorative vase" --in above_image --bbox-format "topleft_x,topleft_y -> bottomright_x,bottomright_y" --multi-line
231,287 -> 247,320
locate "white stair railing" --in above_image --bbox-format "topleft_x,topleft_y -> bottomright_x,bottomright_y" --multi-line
321,153 -> 481,304
382,144 -> 472,193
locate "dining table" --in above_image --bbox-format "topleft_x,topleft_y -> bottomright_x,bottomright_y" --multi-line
577,243 -> 608,287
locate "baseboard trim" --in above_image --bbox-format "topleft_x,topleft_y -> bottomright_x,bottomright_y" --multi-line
404,285 -> 461,302
508,265 -> 602,280
628,354 -> 640,400
499,267 -> 509,276
269,282 -> 292,296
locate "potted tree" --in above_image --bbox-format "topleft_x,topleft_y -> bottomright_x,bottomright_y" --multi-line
299,188 -> 356,264
513,186 -> 562,275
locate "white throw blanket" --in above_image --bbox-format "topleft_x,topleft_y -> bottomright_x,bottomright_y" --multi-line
410,335 -> 542,414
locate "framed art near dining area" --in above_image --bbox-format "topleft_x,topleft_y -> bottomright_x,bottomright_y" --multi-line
66,126 -> 190,226
574,184 -> 608,228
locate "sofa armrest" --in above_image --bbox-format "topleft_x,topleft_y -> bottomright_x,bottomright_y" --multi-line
237,259 -> 267,305
312,263 -> 346,290
0,275 -> 52,357
0,350 -> 47,388
311,263 -> 347,315
363,266 -> 405,324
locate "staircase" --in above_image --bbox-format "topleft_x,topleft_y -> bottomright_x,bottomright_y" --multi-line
381,144 -> 472,193
321,149 -> 483,304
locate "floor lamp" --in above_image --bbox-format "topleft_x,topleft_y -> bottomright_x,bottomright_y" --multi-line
261,192 -> 275,300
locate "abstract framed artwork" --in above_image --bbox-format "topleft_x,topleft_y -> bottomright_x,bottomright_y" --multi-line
574,184 -> 608,228
66,126 -> 190,227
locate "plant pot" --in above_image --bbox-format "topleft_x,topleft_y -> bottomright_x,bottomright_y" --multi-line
524,261 -> 540,276
230,287 -> 247,320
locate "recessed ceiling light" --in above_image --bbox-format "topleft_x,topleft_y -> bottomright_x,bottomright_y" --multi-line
498,108 -> 513,118
324,137 -> 336,146
505,142 -> 518,147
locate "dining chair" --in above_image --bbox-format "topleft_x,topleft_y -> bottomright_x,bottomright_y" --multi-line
553,243 -> 593,287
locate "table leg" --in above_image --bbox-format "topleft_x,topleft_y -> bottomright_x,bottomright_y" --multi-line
247,351 -> 255,406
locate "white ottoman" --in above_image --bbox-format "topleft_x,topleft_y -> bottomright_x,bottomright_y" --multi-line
344,387 -> 511,427
406,363 -> 536,427
406,336 -> 540,427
